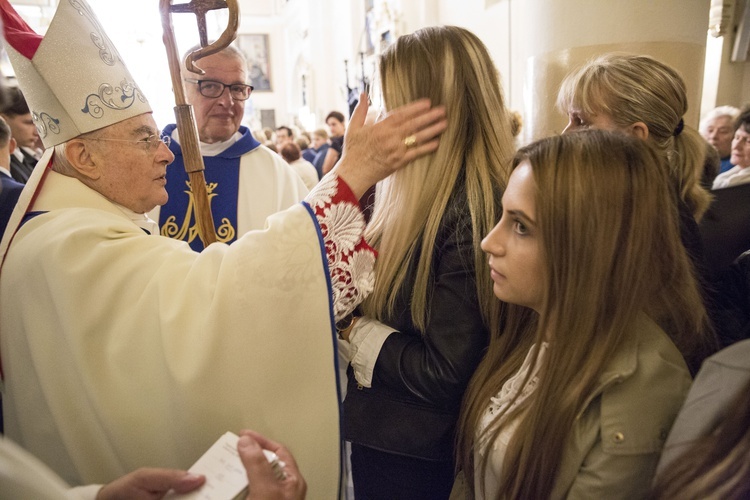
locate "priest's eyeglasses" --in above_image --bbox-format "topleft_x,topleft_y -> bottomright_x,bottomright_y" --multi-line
184,79 -> 254,100
87,134 -> 172,152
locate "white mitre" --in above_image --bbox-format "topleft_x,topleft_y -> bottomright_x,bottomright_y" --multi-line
0,0 -> 152,148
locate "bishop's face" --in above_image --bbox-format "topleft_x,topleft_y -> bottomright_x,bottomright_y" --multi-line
86,113 -> 175,213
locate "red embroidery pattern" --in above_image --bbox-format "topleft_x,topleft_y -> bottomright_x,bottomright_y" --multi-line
306,175 -> 376,320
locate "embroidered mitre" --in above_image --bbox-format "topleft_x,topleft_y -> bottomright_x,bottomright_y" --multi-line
0,0 -> 152,148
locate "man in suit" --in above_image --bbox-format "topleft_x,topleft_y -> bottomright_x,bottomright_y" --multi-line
0,115 -> 24,236
0,86 -> 39,183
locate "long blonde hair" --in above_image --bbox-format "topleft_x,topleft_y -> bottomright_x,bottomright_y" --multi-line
457,130 -> 713,499
362,26 -> 514,332
557,53 -> 712,220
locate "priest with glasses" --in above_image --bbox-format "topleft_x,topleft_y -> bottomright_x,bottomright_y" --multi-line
151,44 -> 308,251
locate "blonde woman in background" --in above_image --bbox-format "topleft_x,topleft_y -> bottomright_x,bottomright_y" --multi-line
456,130 -> 714,499
337,26 -> 514,499
557,53 -> 719,368
558,53 -> 711,223
558,54 -> 711,220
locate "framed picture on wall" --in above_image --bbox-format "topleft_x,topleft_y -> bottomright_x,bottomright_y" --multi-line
237,34 -> 272,92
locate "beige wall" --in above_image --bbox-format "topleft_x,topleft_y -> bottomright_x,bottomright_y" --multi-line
510,0 -> 710,143
702,0 -> 750,114
743,64 -> 750,105
525,41 -> 706,141
242,0 -> 750,135
393,0 -> 718,142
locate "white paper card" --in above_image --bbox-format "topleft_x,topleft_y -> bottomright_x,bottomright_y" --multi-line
164,431 -> 248,500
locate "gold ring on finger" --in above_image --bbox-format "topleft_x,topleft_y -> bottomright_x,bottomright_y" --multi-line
403,135 -> 417,148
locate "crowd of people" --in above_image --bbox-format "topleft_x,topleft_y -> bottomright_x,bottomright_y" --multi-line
0,0 -> 749,499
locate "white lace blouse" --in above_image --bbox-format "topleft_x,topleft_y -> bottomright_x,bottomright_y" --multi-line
474,342 -> 549,499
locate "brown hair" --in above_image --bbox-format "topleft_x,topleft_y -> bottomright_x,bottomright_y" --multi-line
457,130 -> 712,499
325,111 -> 345,123
0,116 -> 11,148
279,142 -> 300,163
0,86 -> 30,117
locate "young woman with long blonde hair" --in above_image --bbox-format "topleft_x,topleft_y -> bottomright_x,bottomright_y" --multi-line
337,26 -> 514,498
455,130 -> 714,499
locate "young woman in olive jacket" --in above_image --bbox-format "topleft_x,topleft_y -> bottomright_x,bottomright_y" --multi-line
455,131 -> 715,499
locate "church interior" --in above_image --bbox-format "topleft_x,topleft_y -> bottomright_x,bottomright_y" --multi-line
6,0 -> 749,141
2,0 -> 750,498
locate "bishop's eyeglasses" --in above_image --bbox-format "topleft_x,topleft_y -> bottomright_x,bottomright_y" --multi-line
86,134 -> 171,152
184,79 -> 254,100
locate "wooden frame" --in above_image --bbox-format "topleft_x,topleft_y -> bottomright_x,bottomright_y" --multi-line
237,34 -> 272,92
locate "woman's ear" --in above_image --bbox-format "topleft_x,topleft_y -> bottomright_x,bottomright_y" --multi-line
629,121 -> 649,141
65,139 -> 101,180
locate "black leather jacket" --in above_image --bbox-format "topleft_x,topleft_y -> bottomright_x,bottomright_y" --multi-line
343,189 -> 491,461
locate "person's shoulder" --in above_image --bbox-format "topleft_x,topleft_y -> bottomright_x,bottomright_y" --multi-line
714,166 -> 744,184
637,316 -> 688,362
330,136 -> 344,151
0,174 -> 24,211
239,145 -> 308,192
298,158 -> 317,173
701,338 -> 750,371
11,208 -> 141,258
0,172 -> 24,191
625,316 -> 692,391
595,316 -> 691,452
678,340 -> 750,418
242,144 -> 294,171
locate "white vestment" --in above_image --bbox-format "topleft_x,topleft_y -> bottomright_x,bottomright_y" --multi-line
0,166 -> 371,499
0,438 -> 100,499
288,158 -> 320,191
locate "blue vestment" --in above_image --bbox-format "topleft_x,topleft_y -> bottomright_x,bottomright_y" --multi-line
158,124 -> 261,252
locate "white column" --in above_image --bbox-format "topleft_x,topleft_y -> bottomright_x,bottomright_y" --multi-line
511,0 -> 711,143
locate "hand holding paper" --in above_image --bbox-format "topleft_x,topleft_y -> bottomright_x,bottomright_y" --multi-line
238,430 -> 307,500
165,431 -> 305,500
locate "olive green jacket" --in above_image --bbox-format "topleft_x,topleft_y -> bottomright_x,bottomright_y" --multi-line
452,314 -> 692,499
